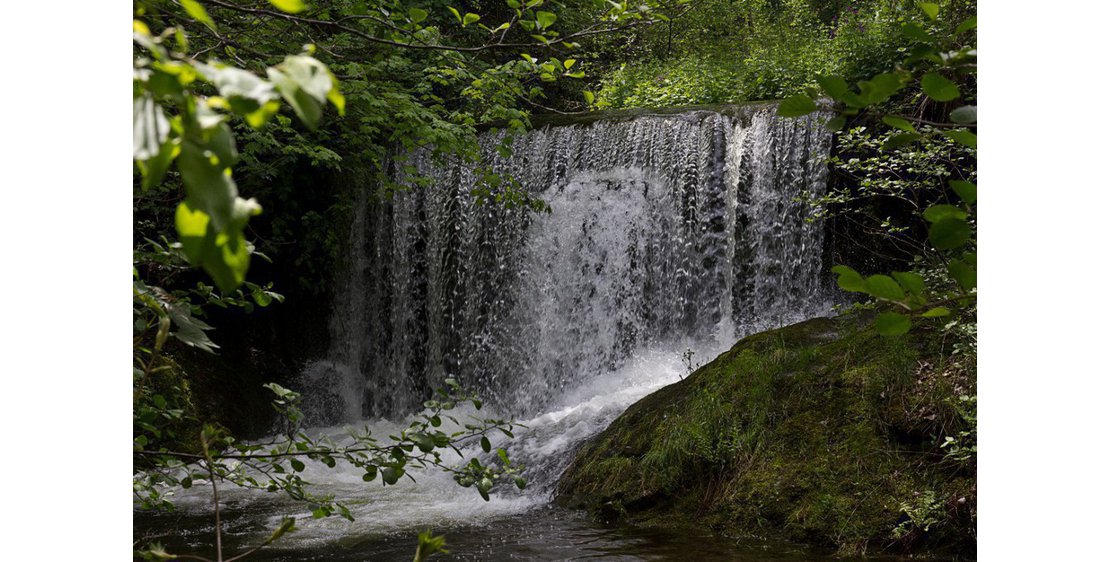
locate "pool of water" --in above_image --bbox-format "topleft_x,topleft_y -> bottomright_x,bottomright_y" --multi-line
134,503 -> 842,561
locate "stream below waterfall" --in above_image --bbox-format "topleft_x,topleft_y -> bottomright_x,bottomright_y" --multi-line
134,345 -> 847,560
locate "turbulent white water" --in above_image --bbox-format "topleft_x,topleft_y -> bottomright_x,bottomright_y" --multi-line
168,344 -> 716,552
156,105 -> 834,550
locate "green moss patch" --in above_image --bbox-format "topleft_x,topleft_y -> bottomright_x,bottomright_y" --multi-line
556,315 -> 976,556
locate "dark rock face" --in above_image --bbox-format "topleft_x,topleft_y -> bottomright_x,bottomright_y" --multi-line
556,316 -> 976,557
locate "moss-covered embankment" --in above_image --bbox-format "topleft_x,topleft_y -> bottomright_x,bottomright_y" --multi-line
556,315 -> 976,557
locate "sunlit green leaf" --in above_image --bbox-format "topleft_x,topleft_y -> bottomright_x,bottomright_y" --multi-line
463,13 -> 481,26
921,307 -> 951,318
536,11 -> 557,29
175,201 -> 210,264
138,130 -> 181,190
268,0 -> 307,14
196,63 -> 279,128
181,0 -> 216,30
917,2 -> 940,20
267,55 -> 337,129
408,8 -> 428,23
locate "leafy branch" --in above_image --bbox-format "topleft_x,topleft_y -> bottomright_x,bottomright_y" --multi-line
778,2 -> 977,337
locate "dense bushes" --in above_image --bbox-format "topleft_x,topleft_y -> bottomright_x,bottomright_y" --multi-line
591,0 -> 937,109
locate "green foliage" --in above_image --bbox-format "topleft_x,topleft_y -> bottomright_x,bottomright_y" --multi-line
414,530 -> 449,561
133,18 -> 343,293
784,1 -> 976,339
892,490 -> 944,539
940,394 -> 977,464
593,56 -> 746,109
591,0 -> 922,109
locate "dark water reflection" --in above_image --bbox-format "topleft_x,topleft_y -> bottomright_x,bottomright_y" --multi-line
135,504 -> 950,561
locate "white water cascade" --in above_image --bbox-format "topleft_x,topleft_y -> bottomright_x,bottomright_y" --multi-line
304,104 -> 834,424
151,104 -> 835,555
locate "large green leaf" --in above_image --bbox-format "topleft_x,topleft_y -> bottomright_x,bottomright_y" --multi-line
267,55 -> 342,129
929,217 -> 971,250
858,73 -> 904,105
891,271 -> 925,296
865,275 -> 905,301
174,198 -> 260,293
923,204 -> 968,223
137,127 -> 181,191
948,258 -> 977,290
167,302 -> 219,353
175,201 -> 211,265
831,265 -> 866,292
950,105 -> 977,124
875,312 -> 911,336
536,11 -> 557,29
196,62 -> 280,128
921,73 -> 960,102
816,75 -> 849,100
949,180 -> 977,205
177,138 -> 237,231
777,94 -> 817,117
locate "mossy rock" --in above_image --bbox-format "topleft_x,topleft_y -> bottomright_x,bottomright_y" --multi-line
556,315 -> 976,557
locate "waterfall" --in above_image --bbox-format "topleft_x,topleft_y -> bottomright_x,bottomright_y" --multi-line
304,104 -> 834,423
